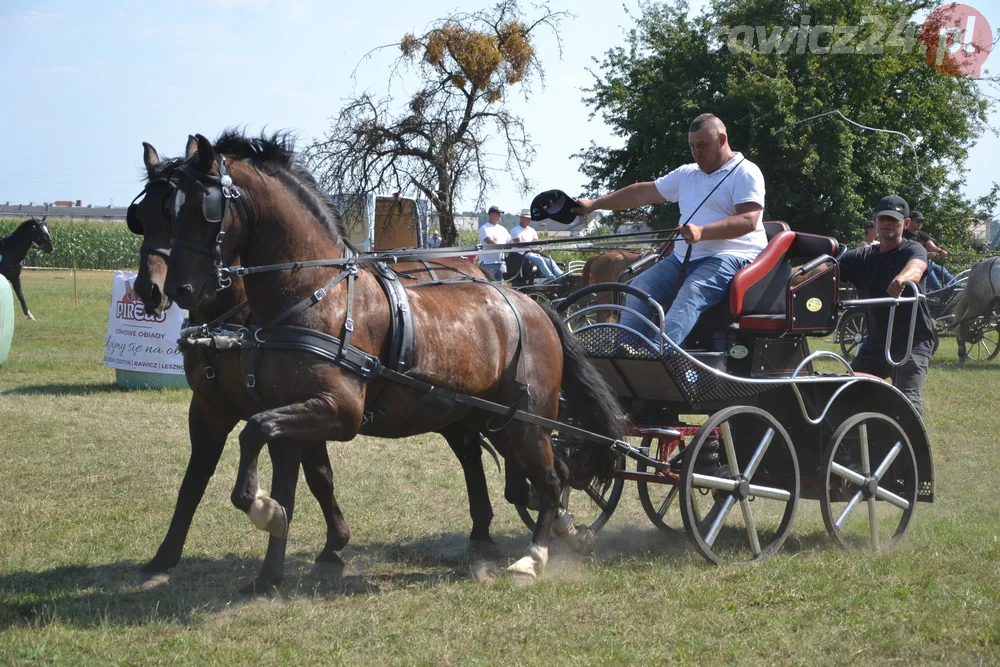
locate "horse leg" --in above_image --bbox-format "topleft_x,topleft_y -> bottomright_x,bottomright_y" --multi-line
136,396 -> 237,589
440,423 -> 495,551
241,440 -> 304,596
957,319 -> 969,364
300,443 -> 350,579
9,273 -> 33,320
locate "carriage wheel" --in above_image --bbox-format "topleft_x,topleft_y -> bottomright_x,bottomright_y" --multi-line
526,291 -> 552,309
679,406 -> 799,565
515,452 -> 625,533
821,412 -> 918,550
838,311 -> 867,362
963,316 -> 1000,362
636,435 -> 687,534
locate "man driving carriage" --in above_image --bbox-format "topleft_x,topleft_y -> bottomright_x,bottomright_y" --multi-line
573,113 -> 767,348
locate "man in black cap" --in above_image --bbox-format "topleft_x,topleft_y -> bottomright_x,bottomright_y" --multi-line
836,195 -> 936,419
478,205 -> 511,280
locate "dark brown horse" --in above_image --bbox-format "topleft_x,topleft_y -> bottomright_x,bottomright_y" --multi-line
132,136 -> 507,593
162,132 -> 624,590
0,217 -> 54,320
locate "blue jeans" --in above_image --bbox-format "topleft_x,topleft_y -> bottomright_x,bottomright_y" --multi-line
481,262 -> 505,281
619,254 -> 751,348
523,253 -> 563,280
925,262 -> 956,291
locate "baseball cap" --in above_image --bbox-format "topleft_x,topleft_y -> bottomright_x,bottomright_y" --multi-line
910,210 -> 925,224
529,189 -> 580,224
873,195 -> 909,222
864,220 -> 876,230
487,205 -> 503,216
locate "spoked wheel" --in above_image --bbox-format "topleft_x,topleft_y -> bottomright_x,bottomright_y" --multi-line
838,311 -> 867,362
526,291 -> 553,309
636,434 -> 688,534
516,452 -> 626,532
963,316 -> 1000,362
679,406 -> 799,565
821,412 -> 918,550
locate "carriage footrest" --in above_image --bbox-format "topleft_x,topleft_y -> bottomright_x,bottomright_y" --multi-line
739,315 -> 787,332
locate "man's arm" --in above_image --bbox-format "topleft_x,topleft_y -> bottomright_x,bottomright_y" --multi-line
573,182 -> 665,216
679,202 -> 762,243
887,258 -> 927,297
924,238 -> 947,258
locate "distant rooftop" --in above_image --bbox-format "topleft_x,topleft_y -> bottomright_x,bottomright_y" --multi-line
0,203 -> 127,219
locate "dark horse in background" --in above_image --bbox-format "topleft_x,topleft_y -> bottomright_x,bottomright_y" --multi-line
947,256 -> 1000,363
0,217 -> 54,320
130,135 -> 506,593
162,131 -> 624,592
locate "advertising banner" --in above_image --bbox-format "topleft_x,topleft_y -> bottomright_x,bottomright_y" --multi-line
103,271 -> 186,374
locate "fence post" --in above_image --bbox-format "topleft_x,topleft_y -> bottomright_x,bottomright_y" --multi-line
73,261 -> 78,308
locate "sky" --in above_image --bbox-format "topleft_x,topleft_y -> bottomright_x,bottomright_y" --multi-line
1,0 -> 997,215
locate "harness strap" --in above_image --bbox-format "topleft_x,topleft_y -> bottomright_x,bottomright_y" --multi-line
256,263 -> 357,336
373,262 -> 415,372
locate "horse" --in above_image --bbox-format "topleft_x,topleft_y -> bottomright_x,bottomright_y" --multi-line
161,131 -> 624,591
129,137 -> 503,593
0,217 -> 54,320
947,256 -> 1000,363
579,250 -> 646,323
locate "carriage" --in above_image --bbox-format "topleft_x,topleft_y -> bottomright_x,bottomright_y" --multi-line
518,224 -> 934,564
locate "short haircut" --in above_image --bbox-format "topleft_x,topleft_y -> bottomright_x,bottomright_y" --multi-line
689,113 -> 721,133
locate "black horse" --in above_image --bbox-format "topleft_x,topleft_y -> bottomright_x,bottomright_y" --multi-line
0,217 -> 54,320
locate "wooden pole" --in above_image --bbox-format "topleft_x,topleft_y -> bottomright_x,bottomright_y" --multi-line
73,262 -> 78,308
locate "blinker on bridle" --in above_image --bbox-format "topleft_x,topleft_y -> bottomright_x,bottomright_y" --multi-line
166,154 -> 246,291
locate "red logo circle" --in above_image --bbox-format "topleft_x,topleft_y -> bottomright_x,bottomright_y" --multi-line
920,4 -> 992,77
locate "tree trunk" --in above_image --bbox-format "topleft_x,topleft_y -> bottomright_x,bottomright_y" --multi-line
439,206 -> 458,246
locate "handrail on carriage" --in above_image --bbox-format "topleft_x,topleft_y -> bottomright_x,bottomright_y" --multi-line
840,280 -> 923,367
560,282 -> 670,356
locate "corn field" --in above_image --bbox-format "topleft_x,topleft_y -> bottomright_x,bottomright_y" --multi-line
0,218 -> 139,270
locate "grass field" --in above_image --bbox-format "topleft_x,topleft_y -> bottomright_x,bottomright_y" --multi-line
1,270 -> 999,665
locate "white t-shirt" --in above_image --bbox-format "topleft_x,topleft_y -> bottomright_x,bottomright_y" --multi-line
478,222 -> 511,264
510,224 -> 539,243
653,152 -> 767,261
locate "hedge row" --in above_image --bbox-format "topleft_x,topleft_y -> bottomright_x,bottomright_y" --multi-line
0,218 -> 139,270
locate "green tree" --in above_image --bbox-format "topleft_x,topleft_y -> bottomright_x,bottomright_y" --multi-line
305,1 -> 564,246
578,0 -> 996,246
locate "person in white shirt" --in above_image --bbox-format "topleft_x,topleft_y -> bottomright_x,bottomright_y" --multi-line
510,208 -> 564,281
478,206 -> 511,280
429,231 -> 442,248
574,113 -> 766,348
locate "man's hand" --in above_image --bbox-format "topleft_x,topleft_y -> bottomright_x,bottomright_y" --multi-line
678,224 -> 702,244
572,198 -> 596,217
887,277 -> 906,298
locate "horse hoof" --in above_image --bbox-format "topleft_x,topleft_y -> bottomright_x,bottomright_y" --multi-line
134,571 -> 170,590
310,560 -> 345,581
26,312 -> 35,321
249,496 -> 288,539
472,562 -> 500,586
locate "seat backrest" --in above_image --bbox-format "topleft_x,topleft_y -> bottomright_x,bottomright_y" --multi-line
763,220 -> 790,240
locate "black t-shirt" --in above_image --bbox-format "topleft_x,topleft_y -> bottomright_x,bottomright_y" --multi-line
839,240 -> 936,358
903,228 -> 933,244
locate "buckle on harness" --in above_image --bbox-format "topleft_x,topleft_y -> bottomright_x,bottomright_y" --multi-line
312,287 -> 327,303
204,366 -> 216,380
246,374 -> 256,388
345,318 -> 354,332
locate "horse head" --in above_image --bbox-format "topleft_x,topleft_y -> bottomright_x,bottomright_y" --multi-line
28,216 -> 54,254
128,140 -> 195,316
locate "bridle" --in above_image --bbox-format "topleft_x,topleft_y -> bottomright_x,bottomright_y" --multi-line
127,176 -> 176,262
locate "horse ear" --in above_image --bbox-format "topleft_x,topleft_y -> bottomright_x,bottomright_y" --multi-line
40,216 -> 46,223
195,134 -> 215,172
185,135 -> 198,159
142,142 -> 161,177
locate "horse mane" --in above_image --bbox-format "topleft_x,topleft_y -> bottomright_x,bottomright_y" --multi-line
213,128 -> 346,244
0,218 -> 40,251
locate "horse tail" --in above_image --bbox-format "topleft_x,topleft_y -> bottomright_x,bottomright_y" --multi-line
542,306 -> 627,479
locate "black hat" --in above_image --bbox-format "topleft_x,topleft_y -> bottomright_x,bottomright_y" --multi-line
873,195 -> 909,222
864,220 -> 876,231
911,210 -> 925,224
529,189 -> 580,224
487,205 -> 503,216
